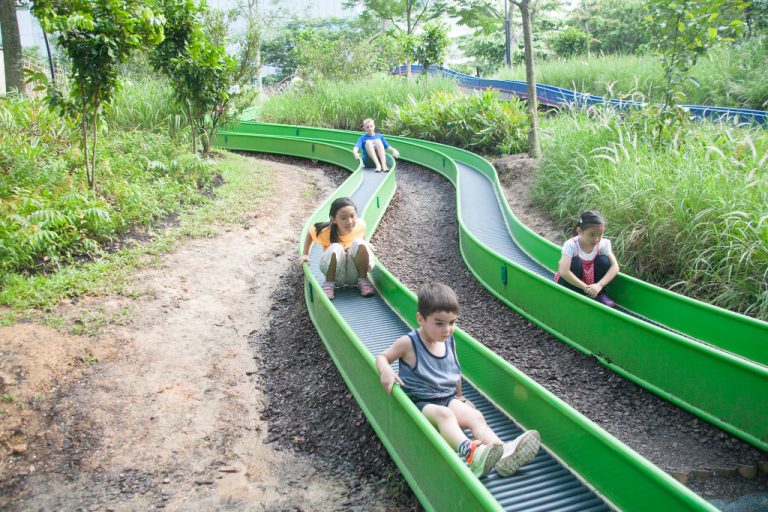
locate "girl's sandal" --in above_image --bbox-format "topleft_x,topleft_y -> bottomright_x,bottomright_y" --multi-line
321,280 -> 335,300
357,277 -> 375,297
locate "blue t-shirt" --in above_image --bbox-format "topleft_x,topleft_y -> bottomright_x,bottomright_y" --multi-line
356,133 -> 389,163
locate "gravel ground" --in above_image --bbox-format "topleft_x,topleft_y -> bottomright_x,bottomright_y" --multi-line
249,155 -> 766,510
247,154 -> 420,510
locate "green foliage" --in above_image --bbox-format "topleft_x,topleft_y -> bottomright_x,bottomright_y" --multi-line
345,0 -> 443,33
443,0 -> 503,35
293,28 -> 373,82
458,32 -> 505,76
386,89 -> 528,155
549,28 -> 590,58
151,0 -> 237,154
31,0 -> 165,189
104,76 -> 189,137
414,21 -> 449,69
0,94 -> 216,277
567,0 -> 649,55
260,73 -> 459,130
413,21 -> 449,88
746,0 -> 768,36
0,151 -> 274,311
262,16 -> 407,82
534,109 -> 768,319
644,0 -> 748,110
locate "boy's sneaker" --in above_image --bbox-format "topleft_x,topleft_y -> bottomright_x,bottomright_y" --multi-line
495,430 -> 540,477
321,280 -> 335,300
465,441 -> 503,478
596,293 -> 616,308
357,277 -> 375,297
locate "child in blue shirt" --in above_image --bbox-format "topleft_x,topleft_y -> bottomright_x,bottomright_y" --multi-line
352,118 -> 400,172
376,282 -> 541,478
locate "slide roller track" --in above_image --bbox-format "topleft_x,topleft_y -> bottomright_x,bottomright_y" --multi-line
221,122 -> 768,452
395,64 -> 768,127
215,126 -> 717,511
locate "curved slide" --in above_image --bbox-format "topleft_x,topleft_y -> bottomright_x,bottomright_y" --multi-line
220,121 -> 768,451
215,124 -> 721,511
396,64 -> 768,127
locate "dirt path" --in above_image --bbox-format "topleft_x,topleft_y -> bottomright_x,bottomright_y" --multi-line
0,158 -> 403,511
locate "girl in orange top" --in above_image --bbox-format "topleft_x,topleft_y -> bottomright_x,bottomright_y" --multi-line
299,197 -> 375,300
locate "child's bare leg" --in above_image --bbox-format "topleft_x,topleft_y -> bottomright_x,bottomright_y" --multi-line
352,244 -> 370,277
325,252 -> 337,282
373,140 -> 388,170
364,141 -> 383,170
422,404 -> 468,448
450,400 -> 503,446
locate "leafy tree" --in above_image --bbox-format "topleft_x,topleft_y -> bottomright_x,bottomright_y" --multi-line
151,0 -> 236,155
568,0 -> 648,55
344,0 -> 445,77
413,21 -> 448,89
0,0 -> 24,94
549,27 -> 589,58
459,32 -> 505,76
645,0 -> 748,111
745,0 -> 768,36
32,0 -> 164,190
262,15 -> 405,82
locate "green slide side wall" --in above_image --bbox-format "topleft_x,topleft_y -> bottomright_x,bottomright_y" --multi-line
214,126 -> 716,512
219,122 -> 768,451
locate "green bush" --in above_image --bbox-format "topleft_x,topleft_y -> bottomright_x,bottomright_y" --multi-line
385,89 -> 529,155
534,108 -> 768,319
260,73 -> 459,130
549,28 -> 590,58
0,95 -> 217,276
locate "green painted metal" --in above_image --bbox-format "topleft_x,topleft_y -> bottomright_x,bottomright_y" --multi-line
372,264 -> 716,512
214,125 -> 718,512
217,122 -> 768,451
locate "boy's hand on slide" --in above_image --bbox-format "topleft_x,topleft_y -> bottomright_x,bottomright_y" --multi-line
382,372 -> 404,394
298,254 -> 310,266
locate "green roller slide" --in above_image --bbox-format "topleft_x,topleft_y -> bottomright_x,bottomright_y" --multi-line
218,121 -> 768,452
214,124 -> 721,511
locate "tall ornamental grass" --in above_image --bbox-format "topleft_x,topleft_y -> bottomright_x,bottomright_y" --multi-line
494,39 -> 768,110
534,109 -> 768,319
260,73 -> 459,130
105,76 -> 190,137
385,89 -> 529,155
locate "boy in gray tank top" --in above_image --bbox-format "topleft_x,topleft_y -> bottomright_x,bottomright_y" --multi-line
375,282 -> 541,478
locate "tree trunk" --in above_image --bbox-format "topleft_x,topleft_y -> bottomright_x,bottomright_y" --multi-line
518,1 -> 541,159
0,0 -> 25,95
91,106 -> 99,191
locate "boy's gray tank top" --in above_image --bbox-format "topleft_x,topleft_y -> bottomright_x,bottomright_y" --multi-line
399,329 -> 461,401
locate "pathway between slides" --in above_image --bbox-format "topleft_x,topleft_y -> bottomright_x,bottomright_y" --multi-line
215,122 -> 766,511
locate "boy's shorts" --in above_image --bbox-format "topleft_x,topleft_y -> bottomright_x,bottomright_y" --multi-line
412,394 -> 456,411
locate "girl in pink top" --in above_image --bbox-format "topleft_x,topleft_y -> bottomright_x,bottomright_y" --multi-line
554,211 -> 620,307
299,197 -> 375,300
